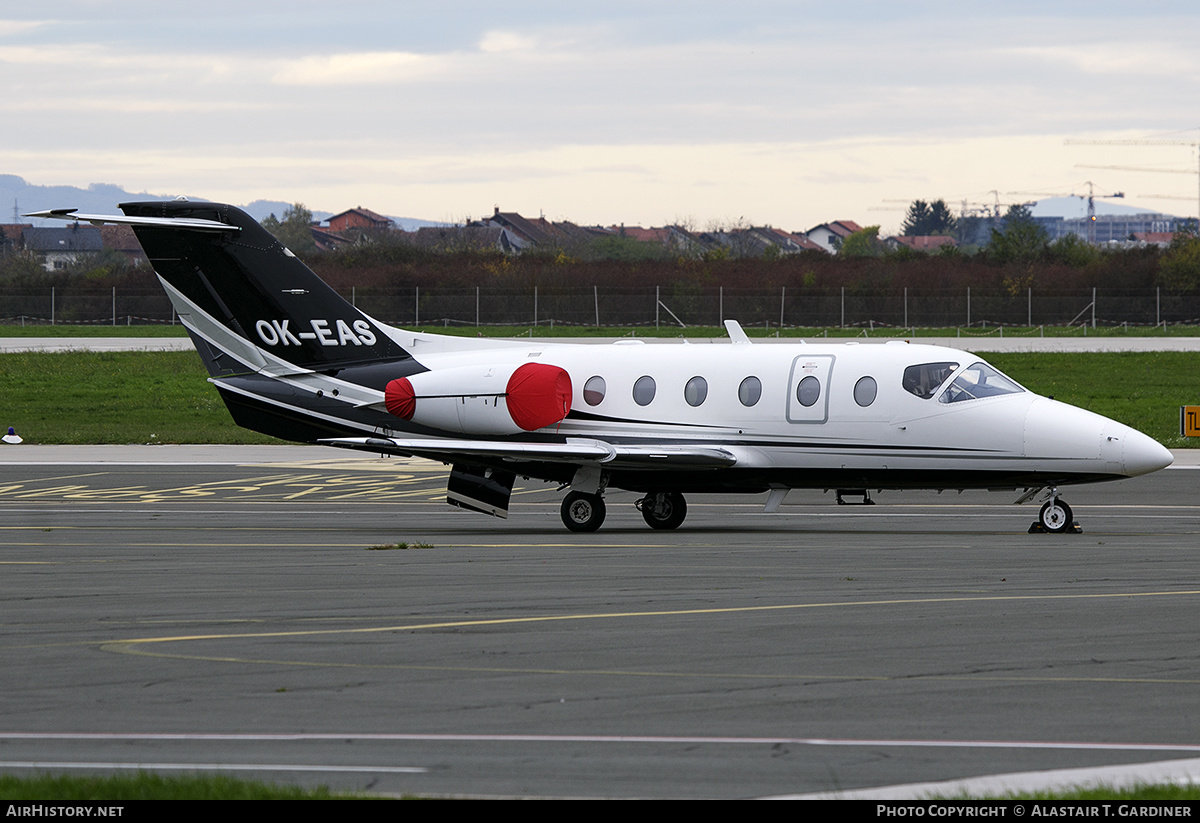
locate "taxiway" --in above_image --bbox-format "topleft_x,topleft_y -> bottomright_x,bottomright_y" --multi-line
1,447 -> 1198,798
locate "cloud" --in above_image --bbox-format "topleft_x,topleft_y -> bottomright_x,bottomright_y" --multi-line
478,30 -> 538,53
1001,43 -> 1200,76
271,51 -> 445,85
0,19 -> 46,37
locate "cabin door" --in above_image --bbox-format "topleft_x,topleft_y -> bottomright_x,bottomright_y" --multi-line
786,354 -> 835,424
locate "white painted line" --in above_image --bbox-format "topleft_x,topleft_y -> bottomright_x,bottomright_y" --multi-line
6,731 -> 1200,751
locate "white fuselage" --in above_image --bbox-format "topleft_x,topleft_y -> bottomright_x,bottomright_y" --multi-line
371,331 -> 1171,489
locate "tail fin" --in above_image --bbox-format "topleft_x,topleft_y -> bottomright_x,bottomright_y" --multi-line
118,200 -> 411,373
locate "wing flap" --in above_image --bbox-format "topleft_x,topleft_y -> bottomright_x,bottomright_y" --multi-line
319,436 -> 737,469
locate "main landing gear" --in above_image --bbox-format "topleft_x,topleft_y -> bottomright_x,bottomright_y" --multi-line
561,491 -> 606,532
636,491 -> 687,530
558,490 -> 689,532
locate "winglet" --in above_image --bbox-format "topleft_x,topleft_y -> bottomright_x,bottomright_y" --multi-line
724,319 -> 751,344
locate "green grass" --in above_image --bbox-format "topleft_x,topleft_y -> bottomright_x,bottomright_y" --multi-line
0,771 -> 1194,800
988,351 -> 1197,450
938,782 -> 1200,800
0,350 -> 1194,447
0,351 -> 276,445
0,772 -> 383,800
0,324 -> 190,337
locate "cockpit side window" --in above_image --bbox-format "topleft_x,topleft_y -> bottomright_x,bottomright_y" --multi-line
938,362 -> 1024,404
902,362 -> 958,399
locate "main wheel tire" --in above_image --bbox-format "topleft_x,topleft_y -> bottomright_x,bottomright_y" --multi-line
640,491 -> 687,530
562,491 -> 606,532
1039,499 -> 1073,533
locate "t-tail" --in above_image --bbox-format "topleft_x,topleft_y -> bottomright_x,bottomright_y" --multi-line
116,200 -> 412,376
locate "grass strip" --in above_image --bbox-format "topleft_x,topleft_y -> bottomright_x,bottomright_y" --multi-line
0,350 -> 1194,447
0,772 -> 385,800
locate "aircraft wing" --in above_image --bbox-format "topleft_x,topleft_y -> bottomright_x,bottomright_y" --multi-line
319,436 -> 738,469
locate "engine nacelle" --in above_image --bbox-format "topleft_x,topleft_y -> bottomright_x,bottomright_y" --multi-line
385,362 -> 572,435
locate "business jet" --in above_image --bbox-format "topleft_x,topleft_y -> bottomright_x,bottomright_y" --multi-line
28,200 -> 1173,533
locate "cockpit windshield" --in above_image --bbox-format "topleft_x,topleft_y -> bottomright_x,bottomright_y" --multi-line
902,362 -> 958,399
937,362 -> 1024,404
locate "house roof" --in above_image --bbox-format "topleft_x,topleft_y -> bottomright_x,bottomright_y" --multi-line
0,224 -> 30,245
411,225 -> 518,253
807,220 -> 863,238
23,225 -> 104,252
890,235 -> 957,251
610,226 -> 671,243
99,224 -> 144,254
327,206 -> 394,226
487,209 -> 568,246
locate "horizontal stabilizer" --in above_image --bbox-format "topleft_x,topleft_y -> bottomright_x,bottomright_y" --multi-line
23,209 -> 239,232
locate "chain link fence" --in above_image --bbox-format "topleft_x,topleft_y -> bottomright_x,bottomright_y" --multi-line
2,286 -> 1198,329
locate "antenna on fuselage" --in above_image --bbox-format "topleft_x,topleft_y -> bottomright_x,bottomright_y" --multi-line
724,319 -> 751,344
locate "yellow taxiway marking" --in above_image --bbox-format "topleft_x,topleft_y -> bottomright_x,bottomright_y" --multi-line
104,589 -> 1200,647
100,645 -> 1200,688
99,589 -> 1200,687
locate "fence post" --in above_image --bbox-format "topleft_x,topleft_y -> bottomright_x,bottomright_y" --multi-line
594,285 -> 599,327
1027,286 -> 1031,327
476,286 -> 480,327
655,286 -> 660,329
51,287 -> 55,325
415,286 -> 419,325
780,286 -> 786,328
719,286 -> 723,325
966,286 -> 970,327
112,287 -> 116,326
840,287 -> 845,328
1092,287 -> 1096,329
903,287 -> 907,328
534,285 -> 538,327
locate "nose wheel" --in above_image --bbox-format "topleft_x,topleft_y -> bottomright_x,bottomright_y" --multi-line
1033,495 -> 1079,534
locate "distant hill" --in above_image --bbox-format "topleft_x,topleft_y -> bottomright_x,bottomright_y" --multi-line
0,174 -> 438,231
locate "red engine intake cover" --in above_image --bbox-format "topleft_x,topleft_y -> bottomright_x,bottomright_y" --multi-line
384,376 -> 415,420
505,363 -> 572,431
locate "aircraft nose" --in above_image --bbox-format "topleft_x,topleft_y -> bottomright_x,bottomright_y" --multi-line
1025,397 -> 1172,478
1119,427 -> 1174,476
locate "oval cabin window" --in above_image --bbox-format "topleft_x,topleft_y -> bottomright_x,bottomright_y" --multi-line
583,375 -> 606,406
854,376 -> 878,407
738,376 -> 762,407
633,375 -> 656,406
796,375 -> 821,407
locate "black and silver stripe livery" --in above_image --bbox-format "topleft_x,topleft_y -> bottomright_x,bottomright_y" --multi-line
120,200 -> 411,372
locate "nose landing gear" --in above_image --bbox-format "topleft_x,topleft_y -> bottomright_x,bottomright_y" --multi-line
1029,488 -> 1081,534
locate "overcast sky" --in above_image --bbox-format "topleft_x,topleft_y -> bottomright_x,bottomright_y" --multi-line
3,1 -> 1198,231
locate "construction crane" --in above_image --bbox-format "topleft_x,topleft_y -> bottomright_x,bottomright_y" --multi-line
1066,134 -> 1200,222
1005,182 -> 1124,243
